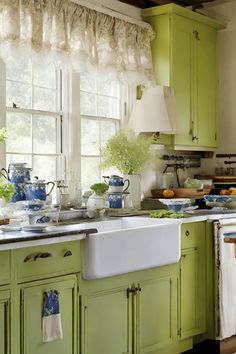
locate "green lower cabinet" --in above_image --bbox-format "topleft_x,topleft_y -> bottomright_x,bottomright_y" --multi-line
138,276 -> 176,354
81,286 -> 132,354
178,222 -> 206,341
81,266 -> 178,354
0,290 -> 10,354
20,276 -> 77,354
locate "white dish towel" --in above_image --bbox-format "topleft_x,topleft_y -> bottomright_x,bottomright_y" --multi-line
215,219 -> 236,339
42,290 -> 63,343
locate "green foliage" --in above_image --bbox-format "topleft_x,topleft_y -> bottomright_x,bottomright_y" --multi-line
90,182 -> 109,196
101,130 -> 153,174
0,178 -> 15,203
0,128 -> 6,144
149,209 -> 187,219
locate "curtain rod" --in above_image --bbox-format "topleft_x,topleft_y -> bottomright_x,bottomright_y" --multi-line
71,0 -> 152,30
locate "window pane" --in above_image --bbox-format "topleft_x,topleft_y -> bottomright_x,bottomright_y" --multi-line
80,92 -> 97,116
6,81 -> 32,109
33,156 -> 57,181
6,58 -> 32,83
100,121 -> 117,147
34,87 -> 56,111
81,119 -> 100,155
98,79 -> 118,97
6,154 -> 32,168
80,74 -> 96,93
98,96 -> 119,118
6,112 -> 32,153
33,115 -> 57,154
33,62 -> 56,89
81,157 -> 100,188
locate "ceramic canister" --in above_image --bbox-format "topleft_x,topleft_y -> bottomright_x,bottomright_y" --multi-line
108,193 -> 123,208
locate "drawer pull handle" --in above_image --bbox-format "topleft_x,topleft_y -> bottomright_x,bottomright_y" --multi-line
64,250 -> 72,257
185,230 -> 190,237
24,252 -> 53,262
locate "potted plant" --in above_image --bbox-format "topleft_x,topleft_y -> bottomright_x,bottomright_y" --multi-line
101,130 -> 153,209
0,177 -> 15,206
87,183 -> 109,216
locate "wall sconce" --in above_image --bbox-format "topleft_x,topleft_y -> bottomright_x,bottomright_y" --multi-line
128,85 -> 178,135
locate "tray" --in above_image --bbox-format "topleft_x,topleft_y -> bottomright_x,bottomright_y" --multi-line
151,188 -> 211,199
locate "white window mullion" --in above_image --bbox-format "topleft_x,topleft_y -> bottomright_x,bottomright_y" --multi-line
0,58 -> 6,169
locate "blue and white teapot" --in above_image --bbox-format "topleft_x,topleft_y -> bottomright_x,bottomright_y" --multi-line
25,177 -> 55,201
103,175 -> 130,193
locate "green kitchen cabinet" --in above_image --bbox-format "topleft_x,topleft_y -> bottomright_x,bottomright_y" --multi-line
179,222 -> 206,340
0,289 -> 10,354
20,275 -> 77,354
143,4 -> 225,149
80,264 -> 178,354
80,284 -> 132,354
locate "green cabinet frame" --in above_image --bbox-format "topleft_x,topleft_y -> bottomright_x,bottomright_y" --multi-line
0,289 -> 10,354
20,275 -> 78,354
178,222 -> 206,341
143,4 -> 225,149
80,265 -> 178,354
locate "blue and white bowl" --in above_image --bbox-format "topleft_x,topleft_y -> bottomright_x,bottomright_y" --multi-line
203,195 -> 236,203
158,198 -> 194,212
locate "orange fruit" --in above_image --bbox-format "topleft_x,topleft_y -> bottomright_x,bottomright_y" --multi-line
220,189 -> 230,195
163,189 -> 175,198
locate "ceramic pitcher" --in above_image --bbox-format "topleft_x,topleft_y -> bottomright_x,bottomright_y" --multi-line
103,175 -> 130,193
25,179 -> 55,201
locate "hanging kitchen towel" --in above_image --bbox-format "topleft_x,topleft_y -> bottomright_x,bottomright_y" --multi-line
42,290 -> 63,343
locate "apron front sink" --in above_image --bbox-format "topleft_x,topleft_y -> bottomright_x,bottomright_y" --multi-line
82,217 -> 181,279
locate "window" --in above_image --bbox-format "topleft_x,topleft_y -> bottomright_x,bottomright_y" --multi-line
80,72 -> 125,188
5,57 -> 63,182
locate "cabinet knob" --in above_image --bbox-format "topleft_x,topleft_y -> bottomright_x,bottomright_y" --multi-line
192,136 -> 199,142
193,30 -> 200,40
185,230 -> 190,237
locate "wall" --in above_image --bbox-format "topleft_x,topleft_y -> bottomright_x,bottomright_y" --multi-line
199,1 -> 236,175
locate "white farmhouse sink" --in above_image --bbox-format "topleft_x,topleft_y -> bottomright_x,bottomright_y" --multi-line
81,217 -> 181,279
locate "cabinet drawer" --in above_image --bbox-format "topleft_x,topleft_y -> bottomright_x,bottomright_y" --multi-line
14,241 -> 81,281
0,251 -> 11,284
181,223 -> 199,249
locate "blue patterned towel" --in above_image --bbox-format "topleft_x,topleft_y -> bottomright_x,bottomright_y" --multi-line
42,290 -> 63,343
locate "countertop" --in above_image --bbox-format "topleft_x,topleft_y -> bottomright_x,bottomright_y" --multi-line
0,224 -> 97,250
1,210 -> 236,250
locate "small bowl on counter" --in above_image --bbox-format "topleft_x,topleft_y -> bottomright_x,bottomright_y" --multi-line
158,198 -> 194,212
203,194 -> 236,208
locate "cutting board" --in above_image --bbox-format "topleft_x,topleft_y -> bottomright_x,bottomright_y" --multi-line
151,188 -> 211,199
213,176 -> 236,182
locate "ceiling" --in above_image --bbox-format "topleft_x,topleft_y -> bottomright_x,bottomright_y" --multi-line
117,0 -> 217,9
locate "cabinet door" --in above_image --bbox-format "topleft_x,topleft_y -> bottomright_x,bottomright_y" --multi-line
171,15 -> 194,146
0,290 -> 10,354
82,287 -> 131,354
20,276 -> 77,354
179,247 -> 206,339
194,23 -> 218,147
138,274 -> 177,353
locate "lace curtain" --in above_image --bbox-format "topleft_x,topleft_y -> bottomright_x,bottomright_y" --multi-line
0,0 -> 154,84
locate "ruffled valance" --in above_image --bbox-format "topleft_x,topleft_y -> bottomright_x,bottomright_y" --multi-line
0,0 -> 155,84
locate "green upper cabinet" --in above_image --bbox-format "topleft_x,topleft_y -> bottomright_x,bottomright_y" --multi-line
143,4 -> 225,149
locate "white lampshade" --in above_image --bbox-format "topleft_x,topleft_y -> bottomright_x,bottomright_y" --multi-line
128,85 -> 178,134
